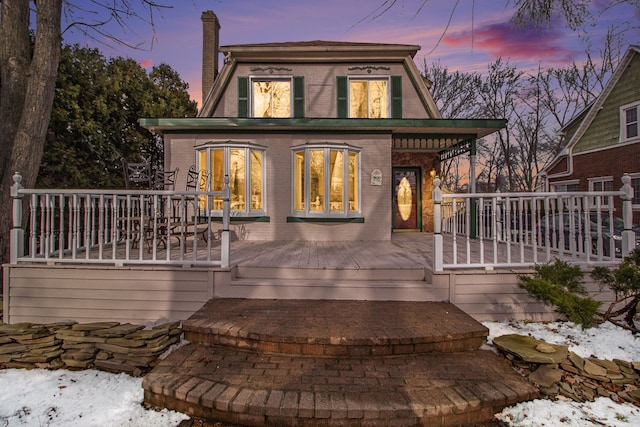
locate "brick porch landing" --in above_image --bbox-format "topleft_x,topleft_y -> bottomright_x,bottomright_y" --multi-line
143,299 -> 539,426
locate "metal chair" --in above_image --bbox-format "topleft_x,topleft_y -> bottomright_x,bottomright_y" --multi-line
153,167 -> 179,191
122,157 -> 152,189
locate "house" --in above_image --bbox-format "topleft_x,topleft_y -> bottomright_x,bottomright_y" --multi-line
140,10 -> 505,241
544,45 -> 640,224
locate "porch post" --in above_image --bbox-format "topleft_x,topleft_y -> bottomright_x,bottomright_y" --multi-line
10,172 -> 25,264
432,177 -> 443,272
469,138 -> 478,238
221,174 -> 231,268
620,174 -> 635,257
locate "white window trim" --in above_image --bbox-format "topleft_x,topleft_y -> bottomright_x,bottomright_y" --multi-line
249,75 -> 293,118
619,101 -> 640,143
551,179 -> 580,192
195,141 -> 267,216
348,76 -> 391,118
588,176 -> 614,208
291,143 -> 361,218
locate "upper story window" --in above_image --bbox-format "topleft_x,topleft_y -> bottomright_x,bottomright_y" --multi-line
196,142 -> 266,215
238,76 -> 304,118
620,102 -> 639,142
252,78 -> 291,117
349,78 -> 388,118
337,75 -> 402,119
292,143 -> 360,217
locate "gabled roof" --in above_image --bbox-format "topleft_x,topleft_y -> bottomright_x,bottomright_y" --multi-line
543,45 -> 640,177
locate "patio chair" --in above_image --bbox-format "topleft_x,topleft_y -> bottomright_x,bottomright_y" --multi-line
122,157 -> 152,190
153,167 -> 179,191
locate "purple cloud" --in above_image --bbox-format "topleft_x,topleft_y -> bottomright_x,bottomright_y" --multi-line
442,20 -> 579,65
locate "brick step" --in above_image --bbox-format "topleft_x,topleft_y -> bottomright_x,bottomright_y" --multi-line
144,343 -> 539,427
220,277 -> 448,301
182,299 -> 487,354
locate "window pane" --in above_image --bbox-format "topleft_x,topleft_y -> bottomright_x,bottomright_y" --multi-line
625,107 -> 638,139
369,80 -> 387,118
309,150 -> 324,211
294,152 -> 305,211
348,152 -> 358,211
329,150 -> 343,211
210,149 -> 224,210
197,150 -> 208,210
632,178 -> 640,205
253,80 -> 291,118
250,150 -> 263,210
230,149 -> 246,211
350,80 -> 368,118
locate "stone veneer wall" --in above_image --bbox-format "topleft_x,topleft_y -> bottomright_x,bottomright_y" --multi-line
0,321 -> 182,377
392,151 -> 439,232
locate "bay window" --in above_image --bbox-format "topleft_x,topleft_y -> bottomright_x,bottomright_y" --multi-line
196,143 -> 265,215
292,144 -> 360,217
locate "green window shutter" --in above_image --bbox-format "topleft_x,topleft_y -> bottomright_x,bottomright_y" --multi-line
238,76 -> 249,118
293,76 -> 304,118
337,76 -> 348,118
391,76 -> 402,119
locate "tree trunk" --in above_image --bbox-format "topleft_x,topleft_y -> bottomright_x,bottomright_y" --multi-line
0,0 -> 63,284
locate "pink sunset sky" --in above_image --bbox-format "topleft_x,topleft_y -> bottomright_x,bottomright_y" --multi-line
62,0 -> 640,108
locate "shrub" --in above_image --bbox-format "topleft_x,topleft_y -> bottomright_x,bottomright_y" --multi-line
519,259 -> 601,328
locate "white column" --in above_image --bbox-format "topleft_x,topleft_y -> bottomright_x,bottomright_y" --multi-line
432,176 -> 443,272
10,172 -> 25,264
620,174 -> 635,257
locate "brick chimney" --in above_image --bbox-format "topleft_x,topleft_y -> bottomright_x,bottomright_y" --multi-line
201,10 -> 220,106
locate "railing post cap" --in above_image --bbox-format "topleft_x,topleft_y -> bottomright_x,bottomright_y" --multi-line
12,172 -> 22,185
433,176 -> 441,188
621,173 -> 631,186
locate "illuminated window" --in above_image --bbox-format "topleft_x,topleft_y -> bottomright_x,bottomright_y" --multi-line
252,78 -> 291,118
196,143 -> 265,215
292,144 -> 360,216
620,102 -> 639,142
349,78 -> 388,118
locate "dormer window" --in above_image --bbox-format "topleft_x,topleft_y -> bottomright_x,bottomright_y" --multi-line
349,78 -> 388,118
238,76 -> 304,118
252,78 -> 291,117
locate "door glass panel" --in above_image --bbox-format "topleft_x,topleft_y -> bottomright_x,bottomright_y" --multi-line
394,169 -> 418,229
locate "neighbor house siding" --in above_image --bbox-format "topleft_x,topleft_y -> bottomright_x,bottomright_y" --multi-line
574,55 -> 640,154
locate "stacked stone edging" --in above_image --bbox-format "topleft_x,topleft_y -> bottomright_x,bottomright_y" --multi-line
0,321 -> 182,377
494,334 -> 640,407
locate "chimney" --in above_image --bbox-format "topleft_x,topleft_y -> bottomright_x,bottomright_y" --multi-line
201,10 -> 220,106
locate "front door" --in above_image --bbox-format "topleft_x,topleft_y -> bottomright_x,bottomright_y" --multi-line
392,167 -> 421,231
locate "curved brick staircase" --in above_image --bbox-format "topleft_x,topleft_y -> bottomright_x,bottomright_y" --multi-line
143,299 -> 538,426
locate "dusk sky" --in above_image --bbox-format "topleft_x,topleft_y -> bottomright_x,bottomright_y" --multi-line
63,0 -> 640,107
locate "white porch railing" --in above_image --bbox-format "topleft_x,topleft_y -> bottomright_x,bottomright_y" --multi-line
10,172 -> 232,267
432,174 -> 637,271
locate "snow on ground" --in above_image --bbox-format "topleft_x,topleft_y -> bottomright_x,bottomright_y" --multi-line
0,321 -> 638,426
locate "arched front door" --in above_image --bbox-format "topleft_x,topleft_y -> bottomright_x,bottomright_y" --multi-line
392,167 -> 421,231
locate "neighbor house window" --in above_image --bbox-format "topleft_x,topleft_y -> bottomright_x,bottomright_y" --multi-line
292,144 -> 360,217
551,180 -> 580,192
349,78 -> 388,118
620,102 -> 639,142
589,177 -> 614,208
631,174 -> 640,207
196,142 -> 266,215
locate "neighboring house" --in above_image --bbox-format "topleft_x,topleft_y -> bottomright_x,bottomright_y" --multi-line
544,45 -> 640,225
140,11 -> 504,241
